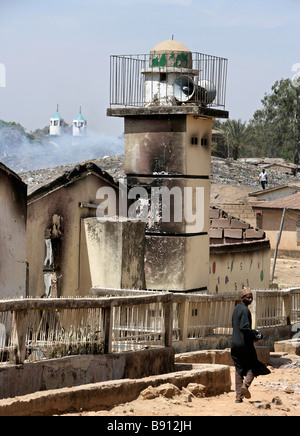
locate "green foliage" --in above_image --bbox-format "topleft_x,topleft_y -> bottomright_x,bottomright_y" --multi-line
213,78 -> 299,161
28,126 -> 49,142
0,120 -> 51,156
247,78 -> 300,161
0,120 -> 30,152
214,119 -> 251,160
0,120 -> 27,135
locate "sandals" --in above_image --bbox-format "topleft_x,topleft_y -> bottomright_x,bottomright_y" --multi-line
241,384 -> 251,399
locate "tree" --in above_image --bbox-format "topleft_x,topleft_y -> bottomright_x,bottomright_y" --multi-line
248,79 -> 300,161
212,119 -> 227,157
216,119 -> 250,160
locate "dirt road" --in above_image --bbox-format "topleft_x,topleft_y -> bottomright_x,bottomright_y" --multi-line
271,258 -> 300,287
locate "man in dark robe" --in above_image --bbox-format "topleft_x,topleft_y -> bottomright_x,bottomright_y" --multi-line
231,288 -> 270,402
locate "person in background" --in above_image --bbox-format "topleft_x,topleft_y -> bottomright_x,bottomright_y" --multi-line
258,169 -> 268,189
231,287 -> 271,403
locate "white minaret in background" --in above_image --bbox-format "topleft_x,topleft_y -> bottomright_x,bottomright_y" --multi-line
49,104 -> 63,136
72,107 -> 87,136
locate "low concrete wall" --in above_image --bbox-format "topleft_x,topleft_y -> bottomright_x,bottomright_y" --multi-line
173,325 -> 293,354
261,325 -> 293,351
173,335 -> 232,354
0,348 -> 174,400
0,363 -> 231,416
175,347 -> 270,366
274,339 -> 300,355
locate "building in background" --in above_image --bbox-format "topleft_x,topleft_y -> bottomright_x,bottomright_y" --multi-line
49,105 -> 87,137
72,107 -> 87,137
253,193 -> 300,258
26,162 -> 146,298
0,163 -> 27,299
49,105 -> 64,136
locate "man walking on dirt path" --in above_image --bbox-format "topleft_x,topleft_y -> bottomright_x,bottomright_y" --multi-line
231,288 -> 271,403
258,169 -> 268,189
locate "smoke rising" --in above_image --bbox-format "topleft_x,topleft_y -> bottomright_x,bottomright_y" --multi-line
0,127 -> 124,173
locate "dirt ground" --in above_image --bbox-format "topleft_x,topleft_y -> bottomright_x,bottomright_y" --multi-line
271,257 -> 300,287
210,183 -> 255,204
65,255 -> 300,418
66,355 -> 300,417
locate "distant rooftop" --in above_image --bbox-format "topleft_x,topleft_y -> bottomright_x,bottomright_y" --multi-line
253,192 -> 300,211
249,183 -> 300,198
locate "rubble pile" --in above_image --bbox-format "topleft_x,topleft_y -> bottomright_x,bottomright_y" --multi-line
19,155 -> 126,187
211,157 -> 300,188
18,155 -> 300,190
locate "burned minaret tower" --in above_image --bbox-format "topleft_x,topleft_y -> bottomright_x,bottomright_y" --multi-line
107,39 -> 228,292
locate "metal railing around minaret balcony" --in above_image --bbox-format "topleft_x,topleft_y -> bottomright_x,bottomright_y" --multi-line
109,52 -> 228,109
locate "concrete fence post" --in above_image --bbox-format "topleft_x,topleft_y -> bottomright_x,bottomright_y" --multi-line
164,296 -> 173,347
177,299 -> 189,348
10,310 -> 29,364
283,292 -> 291,325
103,304 -> 113,354
250,290 -> 258,330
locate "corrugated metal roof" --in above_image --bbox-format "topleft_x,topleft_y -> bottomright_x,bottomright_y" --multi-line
253,192 -> 300,211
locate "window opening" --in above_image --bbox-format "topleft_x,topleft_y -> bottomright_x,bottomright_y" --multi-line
191,136 -> 198,146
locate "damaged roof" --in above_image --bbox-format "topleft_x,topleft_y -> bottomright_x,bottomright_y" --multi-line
0,161 -> 27,186
209,206 -> 270,253
27,161 -> 119,201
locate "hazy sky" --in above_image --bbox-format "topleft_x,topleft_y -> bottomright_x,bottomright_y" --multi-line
0,0 -> 299,138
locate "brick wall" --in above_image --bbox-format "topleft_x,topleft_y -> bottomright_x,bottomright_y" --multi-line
209,206 -> 265,245
212,202 -> 256,228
